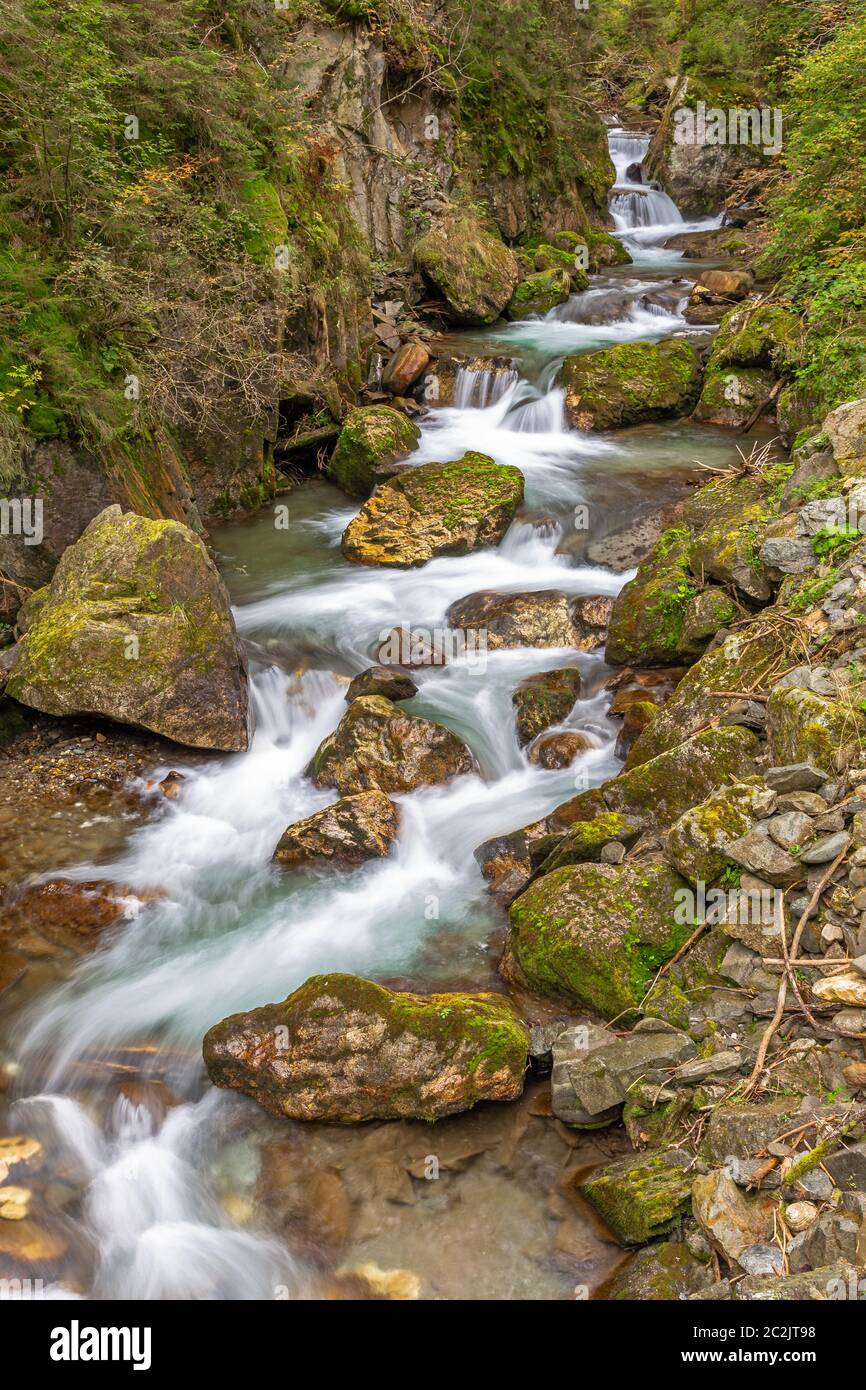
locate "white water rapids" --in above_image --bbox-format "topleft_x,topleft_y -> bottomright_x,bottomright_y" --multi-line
3,127 -> 733,1300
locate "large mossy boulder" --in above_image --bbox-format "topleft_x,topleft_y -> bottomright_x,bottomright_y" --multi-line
272,791 -> 399,870
202,972 -> 529,1122
683,471 -> 775,602
505,268 -> 571,320
413,214 -> 519,325
512,667 -> 582,746
693,367 -> 778,428
6,506 -> 249,752
708,302 -> 800,372
604,726 -> 759,831
626,628 -> 788,766
327,406 -> 420,499
341,454 -> 523,567
502,860 -> 692,1018
561,339 -> 702,431
307,695 -> 477,794
580,1149 -> 694,1245
606,527 -> 697,665
767,686 -> 863,771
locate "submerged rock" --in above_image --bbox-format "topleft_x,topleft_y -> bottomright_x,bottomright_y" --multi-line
413,213 -> 519,325
561,339 -> 702,430
272,791 -> 400,870
6,506 -> 249,752
327,406 -> 420,499
341,454 -> 523,567
307,695 -> 476,794
202,972 -> 529,1122
503,860 -> 691,1019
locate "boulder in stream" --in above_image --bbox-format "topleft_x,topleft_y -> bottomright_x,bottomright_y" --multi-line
272,791 -> 400,870
447,589 -> 606,651
202,972 -> 530,1122
511,667 -> 582,745
327,405 -> 420,499
502,859 -> 692,1019
341,453 -> 523,567
5,506 -> 249,752
307,694 -> 477,794
505,268 -> 571,319
561,338 -> 702,430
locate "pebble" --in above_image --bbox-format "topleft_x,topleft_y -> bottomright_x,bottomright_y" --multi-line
785,1201 -> 819,1233
851,954 -> 866,978
821,922 -> 845,945
600,841 -> 626,864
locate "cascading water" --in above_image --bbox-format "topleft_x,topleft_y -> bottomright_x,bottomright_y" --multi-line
1,125 -> 757,1302
607,123 -> 722,260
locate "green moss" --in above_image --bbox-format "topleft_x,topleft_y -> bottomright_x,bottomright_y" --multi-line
327,405 -> 419,499
581,1150 -> 693,1244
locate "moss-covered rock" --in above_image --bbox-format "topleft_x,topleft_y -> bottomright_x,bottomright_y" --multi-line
678,586 -> 740,657
708,302 -> 801,372
586,229 -> 632,270
307,695 -> 477,794
604,726 -> 759,831
665,783 -> 775,884
535,811 -> 641,872
6,506 -> 248,752
693,367 -> 778,428
580,1148 -> 694,1245
327,406 -> 420,499
766,685 -> 864,771
627,628 -> 788,766
272,791 -> 400,870
414,213 -> 519,325
683,471 -> 776,602
341,453 -> 523,567
606,527 -> 697,665
505,268 -> 571,319
511,667 -> 581,746
503,860 -> 692,1018
607,1240 -> 715,1299
202,972 -> 529,1122
562,339 -> 702,431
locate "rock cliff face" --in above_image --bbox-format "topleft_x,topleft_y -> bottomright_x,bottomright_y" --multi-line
0,0 -> 614,602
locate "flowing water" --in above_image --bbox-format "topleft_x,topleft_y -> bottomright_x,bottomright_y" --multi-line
0,129 -> 768,1301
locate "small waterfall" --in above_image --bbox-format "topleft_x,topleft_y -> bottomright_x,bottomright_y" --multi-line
608,129 -> 650,183
453,363 -> 519,409
610,186 -> 682,231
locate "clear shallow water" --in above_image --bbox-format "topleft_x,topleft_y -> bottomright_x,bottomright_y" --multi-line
1,128 -> 763,1301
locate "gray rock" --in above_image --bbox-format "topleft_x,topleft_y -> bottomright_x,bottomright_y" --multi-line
766,810 -> 814,851
738,1243 -> 785,1276
798,497 -> 849,536
551,1021 -> 695,1123
673,1049 -> 744,1083
765,764 -> 831,792
824,1140 -> 866,1192
788,1213 -> 860,1274
760,538 -> 815,574
725,829 -> 801,885
800,831 -> 852,864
